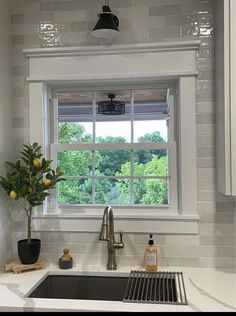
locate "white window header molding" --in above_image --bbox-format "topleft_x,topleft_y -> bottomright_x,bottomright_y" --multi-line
23,41 -> 200,57
23,41 -> 200,83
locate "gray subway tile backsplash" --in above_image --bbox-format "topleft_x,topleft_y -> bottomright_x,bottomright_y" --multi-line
11,34 -> 24,45
8,0 -> 235,269
11,14 -> 24,24
149,5 -> 182,16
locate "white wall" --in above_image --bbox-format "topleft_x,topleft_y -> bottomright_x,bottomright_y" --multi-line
0,0 -> 12,267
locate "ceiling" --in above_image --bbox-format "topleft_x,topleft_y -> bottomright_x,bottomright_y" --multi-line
57,88 -> 169,122
58,88 -> 168,104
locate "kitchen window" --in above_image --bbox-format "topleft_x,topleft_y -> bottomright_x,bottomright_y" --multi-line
49,86 -> 177,212
25,42 -> 199,233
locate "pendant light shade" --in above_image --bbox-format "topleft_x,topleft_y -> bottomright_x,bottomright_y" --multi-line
91,3 -> 120,39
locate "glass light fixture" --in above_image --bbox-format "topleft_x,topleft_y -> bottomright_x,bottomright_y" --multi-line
91,0 -> 120,39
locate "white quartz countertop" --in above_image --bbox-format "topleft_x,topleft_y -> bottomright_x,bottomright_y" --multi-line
0,263 -> 235,312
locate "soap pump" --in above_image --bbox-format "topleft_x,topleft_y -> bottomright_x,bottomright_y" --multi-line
144,234 -> 158,272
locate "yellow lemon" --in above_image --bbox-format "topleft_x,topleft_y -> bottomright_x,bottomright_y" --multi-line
10,190 -> 17,199
33,158 -> 41,168
43,179 -> 51,187
28,187 -> 32,193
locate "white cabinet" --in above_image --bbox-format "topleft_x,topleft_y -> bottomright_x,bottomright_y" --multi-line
215,0 -> 236,196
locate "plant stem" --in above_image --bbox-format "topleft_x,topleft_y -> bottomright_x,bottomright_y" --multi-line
27,207 -> 32,244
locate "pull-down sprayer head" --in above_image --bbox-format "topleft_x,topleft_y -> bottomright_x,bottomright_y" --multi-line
99,206 -> 111,240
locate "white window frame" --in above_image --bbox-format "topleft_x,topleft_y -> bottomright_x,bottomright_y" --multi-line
49,85 -> 177,212
24,42 -> 200,234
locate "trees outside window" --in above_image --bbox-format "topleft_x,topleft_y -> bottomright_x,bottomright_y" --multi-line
51,88 -> 174,207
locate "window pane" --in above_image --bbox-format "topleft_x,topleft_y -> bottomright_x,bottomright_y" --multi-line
57,179 -> 92,204
57,150 -> 92,176
95,150 -> 131,176
58,122 -> 93,144
134,179 -> 168,205
133,89 -> 168,115
95,179 -> 131,204
58,91 -> 93,120
54,87 -> 173,207
134,120 -> 167,143
133,150 -> 168,176
95,121 -> 131,143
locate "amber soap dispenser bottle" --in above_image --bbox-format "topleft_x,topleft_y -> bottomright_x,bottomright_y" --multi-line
145,234 -> 158,272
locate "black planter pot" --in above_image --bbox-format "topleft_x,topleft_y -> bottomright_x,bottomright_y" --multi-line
17,238 -> 41,264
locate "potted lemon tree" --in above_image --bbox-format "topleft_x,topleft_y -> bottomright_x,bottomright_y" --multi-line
0,142 -> 64,264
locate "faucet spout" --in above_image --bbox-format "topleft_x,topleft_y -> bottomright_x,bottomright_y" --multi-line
99,206 -> 110,241
99,206 -> 124,270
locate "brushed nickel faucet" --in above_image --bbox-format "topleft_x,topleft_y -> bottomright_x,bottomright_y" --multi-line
99,206 -> 124,270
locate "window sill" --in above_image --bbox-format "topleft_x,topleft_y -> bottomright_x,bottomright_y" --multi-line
32,213 -> 199,234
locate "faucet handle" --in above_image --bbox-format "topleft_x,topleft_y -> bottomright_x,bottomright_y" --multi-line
119,231 -> 123,243
114,231 -> 124,249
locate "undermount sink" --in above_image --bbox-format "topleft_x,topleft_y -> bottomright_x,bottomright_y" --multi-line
27,274 -> 129,301
27,271 -> 188,305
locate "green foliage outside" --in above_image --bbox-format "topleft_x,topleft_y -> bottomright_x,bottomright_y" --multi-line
134,131 -> 167,164
57,122 -> 168,205
116,155 -> 168,205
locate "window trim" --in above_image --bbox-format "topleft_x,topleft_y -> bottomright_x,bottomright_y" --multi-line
25,42 -> 200,234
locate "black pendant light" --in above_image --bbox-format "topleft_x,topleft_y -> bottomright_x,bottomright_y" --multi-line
91,0 -> 120,39
98,94 -> 125,115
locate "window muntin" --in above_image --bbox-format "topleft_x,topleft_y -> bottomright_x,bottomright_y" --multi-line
51,87 -> 176,208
